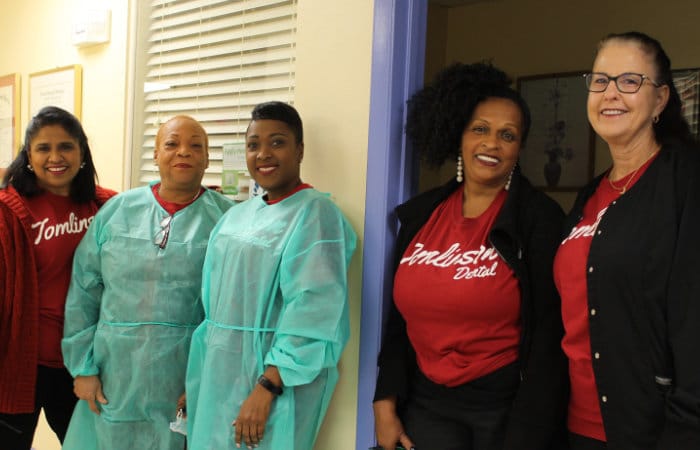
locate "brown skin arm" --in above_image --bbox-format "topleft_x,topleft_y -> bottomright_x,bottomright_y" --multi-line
73,375 -> 108,415
373,396 -> 416,450
233,366 -> 282,448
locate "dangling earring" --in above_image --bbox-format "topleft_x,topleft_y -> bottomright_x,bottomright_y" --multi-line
26,164 -> 34,172
80,162 -> 86,169
456,155 -> 463,183
504,167 -> 514,191
653,115 -> 660,124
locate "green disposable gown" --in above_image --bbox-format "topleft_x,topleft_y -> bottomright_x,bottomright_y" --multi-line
186,188 -> 356,450
61,183 -> 233,450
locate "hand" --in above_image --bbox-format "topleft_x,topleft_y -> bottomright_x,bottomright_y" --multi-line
176,392 -> 187,418
73,375 -> 108,415
373,397 -> 415,450
232,384 -> 275,448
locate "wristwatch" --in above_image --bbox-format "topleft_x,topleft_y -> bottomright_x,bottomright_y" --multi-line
257,375 -> 283,396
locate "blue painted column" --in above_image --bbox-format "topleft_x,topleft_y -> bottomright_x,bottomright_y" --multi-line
355,1 -> 427,449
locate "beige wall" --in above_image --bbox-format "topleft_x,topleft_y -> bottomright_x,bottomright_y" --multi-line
295,1 -> 372,448
424,0 -> 700,210
0,1 -> 371,450
0,0 -> 130,193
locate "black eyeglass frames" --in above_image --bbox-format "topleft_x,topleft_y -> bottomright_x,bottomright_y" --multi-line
154,215 -> 173,249
583,72 -> 661,93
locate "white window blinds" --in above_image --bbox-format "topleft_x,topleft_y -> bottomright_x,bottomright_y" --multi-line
132,0 -> 297,187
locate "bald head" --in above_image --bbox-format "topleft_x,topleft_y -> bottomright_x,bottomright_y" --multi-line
153,115 -> 210,193
155,115 -> 208,151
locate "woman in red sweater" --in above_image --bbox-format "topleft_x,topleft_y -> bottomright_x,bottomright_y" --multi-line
0,106 -> 115,449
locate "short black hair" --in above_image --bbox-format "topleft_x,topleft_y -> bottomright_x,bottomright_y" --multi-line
405,62 -> 531,168
248,101 -> 304,144
596,31 -> 696,146
1,106 -> 98,202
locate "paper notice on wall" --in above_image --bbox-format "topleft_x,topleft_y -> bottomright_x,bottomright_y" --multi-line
222,141 -> 250,200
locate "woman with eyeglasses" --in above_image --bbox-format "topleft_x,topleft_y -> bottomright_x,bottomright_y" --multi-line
0,106 -> 116,449
60,115 -> 233,450
555,31 -> 700,450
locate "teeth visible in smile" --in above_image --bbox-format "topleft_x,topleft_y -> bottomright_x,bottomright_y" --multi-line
476,154 -> 499,164
259,166 -> 275,173
602,109 -> 625,115
47,167 -> 67,172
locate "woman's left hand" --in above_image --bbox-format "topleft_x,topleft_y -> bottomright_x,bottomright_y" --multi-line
233,385 -> 275,448
176,392 -> 186,417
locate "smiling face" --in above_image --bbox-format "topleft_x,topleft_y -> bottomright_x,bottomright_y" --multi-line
27,124 -> 82,196
461,97 -> 523,190
587,40 -> 669,148
245,119 -> 303,201
154,116 -> 209,193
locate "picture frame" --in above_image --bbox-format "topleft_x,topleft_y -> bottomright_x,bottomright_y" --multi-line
0,73 -> 20,167
29,65 -> 82,120
517,71 -> 595,191
672,68 -> 699,137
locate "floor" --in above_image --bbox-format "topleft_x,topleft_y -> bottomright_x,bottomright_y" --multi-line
32,411 -> 60,450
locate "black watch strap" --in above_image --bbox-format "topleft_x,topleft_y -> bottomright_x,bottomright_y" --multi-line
257,375 -> 283,396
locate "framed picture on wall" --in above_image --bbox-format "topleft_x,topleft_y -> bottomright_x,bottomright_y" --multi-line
29,65 -> 82,120
672,68 -> 699,137
517,71 -> 595,191
0,73 -> 20,167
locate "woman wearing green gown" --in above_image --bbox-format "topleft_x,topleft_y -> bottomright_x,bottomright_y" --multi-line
186,102 -> 357,450
61,116 -> 233,449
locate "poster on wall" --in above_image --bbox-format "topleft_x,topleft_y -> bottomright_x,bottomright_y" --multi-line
29,65 -> 82,120
517,71 -> 595,191
0,73 -> 20,168
672,68 -> 699,137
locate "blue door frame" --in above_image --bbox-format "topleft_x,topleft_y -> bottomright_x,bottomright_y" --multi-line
355,2 -> 427,449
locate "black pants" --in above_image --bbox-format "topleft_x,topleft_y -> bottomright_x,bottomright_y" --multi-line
569,433 -> 607,450
400,362 -> 519,450
0,366 -> 77,450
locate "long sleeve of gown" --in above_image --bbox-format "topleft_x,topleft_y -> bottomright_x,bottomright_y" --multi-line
62,213 -> 105,377
264,197 -> 357,387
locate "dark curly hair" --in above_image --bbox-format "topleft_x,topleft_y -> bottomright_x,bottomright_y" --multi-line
405,62 -> 531,168
1,106 -> 98,202
596,31 -> 695,146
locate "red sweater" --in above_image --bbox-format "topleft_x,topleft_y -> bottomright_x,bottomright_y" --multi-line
0,185 -> 116,413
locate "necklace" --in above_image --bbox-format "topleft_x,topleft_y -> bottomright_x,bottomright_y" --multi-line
607,150 -> 658,194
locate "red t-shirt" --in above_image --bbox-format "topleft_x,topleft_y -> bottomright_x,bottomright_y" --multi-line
394,188 -> 521,387
555,155 -> 657,441
24,191 -> 98,367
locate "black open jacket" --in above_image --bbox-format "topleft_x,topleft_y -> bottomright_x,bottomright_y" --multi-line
562,143 -> 700,450
374,168 -> 568,449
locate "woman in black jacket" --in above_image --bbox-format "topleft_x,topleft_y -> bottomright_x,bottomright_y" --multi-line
555,31 -> 700,450
373,62 -> 567,450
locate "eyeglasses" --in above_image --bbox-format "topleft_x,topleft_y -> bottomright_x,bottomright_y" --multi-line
583,72 -> 661,93
154,215 -> 172,249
